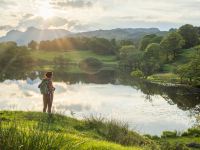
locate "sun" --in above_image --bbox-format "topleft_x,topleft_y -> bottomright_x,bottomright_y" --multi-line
38,2 -> 54,19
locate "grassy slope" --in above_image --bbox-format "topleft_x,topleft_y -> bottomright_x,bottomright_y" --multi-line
31,50 -> 118,73
31,50 -> 118,65
0,111 -> 146,150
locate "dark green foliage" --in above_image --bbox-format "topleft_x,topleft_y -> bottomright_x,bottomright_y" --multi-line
119,45 -> 143,70
160,32 -> 184,61
176,49 -> 200,85
178,24 -> 199,49
139,34 -> 163,51
0,44 -> 34,79
38,37 -> 117,55
159,142 -> 189,150
28,40 -> 38,49
161,131 -> 177,138
131,69 -> 144,78
144,43 -> 161,61
79,57 -> 103,72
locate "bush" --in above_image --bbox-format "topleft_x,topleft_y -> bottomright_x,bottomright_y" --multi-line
131,69 -> 144,78
161,131 -> 177,138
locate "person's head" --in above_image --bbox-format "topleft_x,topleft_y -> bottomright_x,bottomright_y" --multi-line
45,72 -> 53,79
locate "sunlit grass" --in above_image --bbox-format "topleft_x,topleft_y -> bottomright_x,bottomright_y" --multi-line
0,111 -> 156,150
31,50 -> 117,63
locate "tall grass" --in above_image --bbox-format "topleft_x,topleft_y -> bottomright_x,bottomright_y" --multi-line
84,116 -> 159,150
0,119 -> 81,150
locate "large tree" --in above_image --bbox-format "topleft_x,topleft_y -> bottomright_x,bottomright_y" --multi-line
160,32 -> 184,61
144,43 -> 161,60
178,24 -> 199,49
139,34 -> 163,51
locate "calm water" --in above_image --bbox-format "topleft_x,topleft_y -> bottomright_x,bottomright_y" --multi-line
0,70 -> 200,135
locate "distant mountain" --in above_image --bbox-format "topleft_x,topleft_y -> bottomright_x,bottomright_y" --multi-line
0,27 -> 166,45
74,28 -> 166,40
0,27 -> 72,45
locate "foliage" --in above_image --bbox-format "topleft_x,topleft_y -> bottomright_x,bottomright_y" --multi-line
131,70 -> 144,78
161,131 -> 178,138
0,44 -> 33,78
160,32 -> 185,61
176,50 -> 200,85
119,45 -> 143,70
178,24 -> 199,49
38,37 -> 117,55
28,40 -> 38,49
139,34 -> 163,51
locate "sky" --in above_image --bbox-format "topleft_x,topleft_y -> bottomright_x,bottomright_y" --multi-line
0,0 -> 200,36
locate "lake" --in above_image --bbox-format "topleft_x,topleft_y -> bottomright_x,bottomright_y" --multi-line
0,70 -> 200,135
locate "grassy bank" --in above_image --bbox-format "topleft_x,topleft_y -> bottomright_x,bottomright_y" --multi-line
1,111 -> 200,149
0,111 -> 158,150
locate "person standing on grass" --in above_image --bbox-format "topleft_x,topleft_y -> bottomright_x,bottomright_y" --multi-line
38,72 -> 55,113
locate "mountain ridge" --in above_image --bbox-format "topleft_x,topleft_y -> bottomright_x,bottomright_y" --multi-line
0,27 -> 166,45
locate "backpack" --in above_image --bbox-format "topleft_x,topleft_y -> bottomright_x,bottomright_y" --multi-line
38,79 -> 49,94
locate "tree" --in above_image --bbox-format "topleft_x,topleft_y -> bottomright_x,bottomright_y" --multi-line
144,43 -> 161,60
119,45 -> 143,69
139,34 -> 163,51
0,46 -> 33,78
160,32 -> 184,61
176,50 -> 200,85
28,40 -> 38,50
178,24 -> 199,48
141,57 -> 160,77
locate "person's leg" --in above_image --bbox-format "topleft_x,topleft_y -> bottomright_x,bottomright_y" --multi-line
43,94 -> 48,112
47,93 -> 53,113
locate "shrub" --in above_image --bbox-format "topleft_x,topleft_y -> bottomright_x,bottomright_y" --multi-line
131,69 -> 144,78
161,131 -> 177,138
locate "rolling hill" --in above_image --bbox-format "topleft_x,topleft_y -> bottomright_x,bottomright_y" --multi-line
0,27 -> 166,45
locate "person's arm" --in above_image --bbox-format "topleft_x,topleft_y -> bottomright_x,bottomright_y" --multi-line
48,80 -> 55,92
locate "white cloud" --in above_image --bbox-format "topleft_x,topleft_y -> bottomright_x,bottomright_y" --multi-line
0,0 -> 200,36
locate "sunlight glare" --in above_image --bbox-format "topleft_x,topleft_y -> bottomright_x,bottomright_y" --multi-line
38,1 -> 53,19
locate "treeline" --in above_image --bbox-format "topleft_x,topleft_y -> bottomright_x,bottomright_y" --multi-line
0,42 -> 33,79
28,37 -> 118,55
119,24 -> 200,86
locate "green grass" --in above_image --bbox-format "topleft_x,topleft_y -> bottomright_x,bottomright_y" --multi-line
147,73 -> 180,84
31,50 -> 118,65
0,111 -> 158,150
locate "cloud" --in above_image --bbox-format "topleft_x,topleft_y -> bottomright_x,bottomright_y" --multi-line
22,14 -> 34,19
0,0 -> 16,8
16,16 -> 82,31
50,0 -> 93,8
0,25 -> 14,31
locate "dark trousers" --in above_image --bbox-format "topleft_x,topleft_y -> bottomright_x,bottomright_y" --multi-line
43,93 -> 53,113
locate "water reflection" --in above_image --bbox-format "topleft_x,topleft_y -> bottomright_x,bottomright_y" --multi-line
0,68 -> 200,135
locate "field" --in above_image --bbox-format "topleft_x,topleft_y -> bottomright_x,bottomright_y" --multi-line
31,50 -> 118,65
